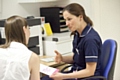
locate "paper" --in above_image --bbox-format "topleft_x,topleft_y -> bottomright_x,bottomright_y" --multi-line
42,23 -> 53,36
40,57 -> 54,62
40,64 -> 59,75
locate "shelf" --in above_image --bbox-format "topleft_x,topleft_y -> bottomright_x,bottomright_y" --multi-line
18,0 -> 57,3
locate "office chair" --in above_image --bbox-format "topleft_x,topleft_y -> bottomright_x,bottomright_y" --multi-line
61,39 -> 117,80
0,32 -> 2,45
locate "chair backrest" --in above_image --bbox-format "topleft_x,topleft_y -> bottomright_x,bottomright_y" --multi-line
100,39 -> 117,80
0,32 -> 2,45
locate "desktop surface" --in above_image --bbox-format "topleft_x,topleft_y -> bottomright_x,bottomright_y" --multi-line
40,56 -> 65,67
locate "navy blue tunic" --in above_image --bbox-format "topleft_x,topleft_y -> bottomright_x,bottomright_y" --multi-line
70,24 -> 102,80
41,24 -> 102,80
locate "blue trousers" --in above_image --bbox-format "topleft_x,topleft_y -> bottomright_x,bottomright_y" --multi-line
41,70 -> 83,80
41,75 -> 78,80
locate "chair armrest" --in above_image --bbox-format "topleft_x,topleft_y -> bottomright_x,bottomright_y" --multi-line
61,64 -> 106,80
61,64 -> 72,73
81,76 -> 106,80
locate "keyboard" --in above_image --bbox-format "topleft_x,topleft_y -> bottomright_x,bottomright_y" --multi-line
41,57 -> 54,62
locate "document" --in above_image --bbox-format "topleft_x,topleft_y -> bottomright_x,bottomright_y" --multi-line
42,23 -> 53,36
40,64 -> 59,75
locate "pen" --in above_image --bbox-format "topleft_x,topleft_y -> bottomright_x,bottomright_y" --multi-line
76,48 -> 79,55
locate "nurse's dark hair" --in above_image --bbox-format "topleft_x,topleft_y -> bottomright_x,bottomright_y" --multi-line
63,3 -> 93,35
0,15 -> 28,48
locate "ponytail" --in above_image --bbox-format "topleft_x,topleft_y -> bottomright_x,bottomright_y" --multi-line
84,16 -> 93,26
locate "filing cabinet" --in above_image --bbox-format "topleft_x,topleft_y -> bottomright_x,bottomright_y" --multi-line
42,32 -> 73,56
40,7 -> 69,33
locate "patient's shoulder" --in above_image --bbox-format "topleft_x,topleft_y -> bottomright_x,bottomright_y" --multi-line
30,53 -> 40,62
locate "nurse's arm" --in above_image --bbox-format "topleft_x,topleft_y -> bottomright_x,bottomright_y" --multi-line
61,62 -> 97,79
62,53 -> 74,64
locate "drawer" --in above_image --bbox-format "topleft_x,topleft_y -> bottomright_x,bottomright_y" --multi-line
43,40 -> 72,56
28,36 -> 39,47
28,46 -> 40,55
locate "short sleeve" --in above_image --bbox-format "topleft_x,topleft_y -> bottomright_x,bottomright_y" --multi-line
84,39 -> 99,62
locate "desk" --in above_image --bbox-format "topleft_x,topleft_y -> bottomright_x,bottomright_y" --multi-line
40,52 -> 72,65
40,56 -> 65,67
40,52 -> 73,72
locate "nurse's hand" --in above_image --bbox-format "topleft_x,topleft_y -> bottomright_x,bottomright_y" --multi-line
50,72 -> 64,80
54,50 -> 63,63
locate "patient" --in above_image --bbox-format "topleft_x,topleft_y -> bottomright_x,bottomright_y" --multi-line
0,15 -> 40,80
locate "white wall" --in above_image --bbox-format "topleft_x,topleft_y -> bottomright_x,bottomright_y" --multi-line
1,0 -> 40,18
75,0 -> 120,79
99,0 -> 120,79
69,0 -> 92,17
0,0 -> 120,79
0,0 -> 2,18
79,0 -> 120,79
0,0 -> 69,19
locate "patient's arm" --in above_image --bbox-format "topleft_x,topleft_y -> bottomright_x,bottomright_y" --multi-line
29,53 -> 40,80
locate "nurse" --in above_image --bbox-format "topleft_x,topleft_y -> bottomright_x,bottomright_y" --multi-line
50,3 -> 102,80
41,3 -> 102,80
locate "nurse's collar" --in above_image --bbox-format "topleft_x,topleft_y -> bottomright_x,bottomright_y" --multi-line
76,24 -> 92,37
